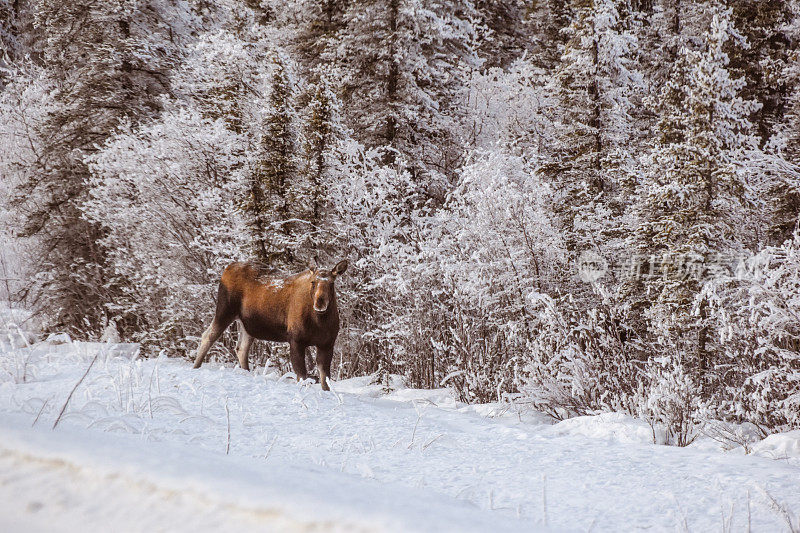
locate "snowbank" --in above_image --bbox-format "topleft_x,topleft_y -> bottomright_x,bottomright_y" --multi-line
750,430 -> 800,464
546,412 -> 665,445
1,337 -> 799,531
0,412 -> 533,533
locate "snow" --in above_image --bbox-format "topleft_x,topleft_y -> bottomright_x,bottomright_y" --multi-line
1,338 -> 800,531
546,412 -> 666,445
750,431 -> 800,464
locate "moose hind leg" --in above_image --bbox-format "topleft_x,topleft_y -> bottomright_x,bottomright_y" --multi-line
193,322 -> 225,368
194,283 -> 236,369
316,344 -> 334,391
289,339 -> 308,381
235,324 -> 254,371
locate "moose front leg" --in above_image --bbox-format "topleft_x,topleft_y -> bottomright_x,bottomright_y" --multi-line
316,344 -> 334,391
289,339 -> 308,382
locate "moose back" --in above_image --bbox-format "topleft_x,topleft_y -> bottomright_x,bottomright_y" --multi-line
193,260 -> 348,390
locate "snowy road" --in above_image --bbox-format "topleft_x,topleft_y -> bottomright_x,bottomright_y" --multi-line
1,340 -> 799,532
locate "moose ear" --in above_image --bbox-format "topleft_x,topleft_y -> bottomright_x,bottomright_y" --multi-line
332,259 -> 348,276
308,256 -> 319,273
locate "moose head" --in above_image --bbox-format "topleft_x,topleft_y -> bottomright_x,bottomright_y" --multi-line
308,258 -> 348,314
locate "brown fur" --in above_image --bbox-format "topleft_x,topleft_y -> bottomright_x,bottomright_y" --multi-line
193,259 -> 348,391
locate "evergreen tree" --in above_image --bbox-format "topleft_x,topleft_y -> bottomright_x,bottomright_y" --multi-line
629,5 -> 759,377
526,0 -> 574,70
472,0 -> 532,68
546,0 -> 643,275
10,0 -> 182,335
244,51 -> 302,265
0,0 -> 21,88
292,0 -> 350,67
301,72 -> 343,224
327,0 -> 481,189
768,78 -> 800,242
759,1 -> 800,243
727,0 -> 794,145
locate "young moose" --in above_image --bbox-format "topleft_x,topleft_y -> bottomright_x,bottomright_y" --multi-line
193,259 -> 348,391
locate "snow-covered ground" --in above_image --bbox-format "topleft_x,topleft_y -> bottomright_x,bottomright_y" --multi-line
1,321 -> 799,531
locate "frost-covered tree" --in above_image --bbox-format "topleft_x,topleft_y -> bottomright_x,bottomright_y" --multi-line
417,149 -> 566,400
727,0 -> 794,145
244,50 -> 301,264
629,5 -> 760,394
0,61 -> 55,305
546,0 -> 643,272
525,0 -> 574,70
472,0 -> 533,68
301,72 -> 344,224
8,0 -> 188,335
0,0 -> 22,87
328,0 -> 482,187
464,57 -> 554,150
84,107 -> 246,352
324,139 -> 421,382
291,0 -> 350,66
762,5 -> 800,244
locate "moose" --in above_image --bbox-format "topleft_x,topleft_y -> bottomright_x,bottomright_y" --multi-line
193,259 -> 348,391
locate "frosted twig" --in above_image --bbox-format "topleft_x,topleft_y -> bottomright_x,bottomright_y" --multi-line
746,490 -> 751,533
422,433 -> 444,450
225,397 -> 231,455
264,435 -> 278,460
720,497 -> 734,533
408,413 -> 421,449
32,397 -> 50,427
542,473 -> 549,527
671,492 -> 689,533
147,359 -> 158,419
53,353 -> 99,430
756,484 -> 799,532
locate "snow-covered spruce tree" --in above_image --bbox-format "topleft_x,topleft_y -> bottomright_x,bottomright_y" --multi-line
472,0 -> 535,68
545,0 -> 643,282
627,6 -> 761,441
8,0 -> 186,336
525,0 -> 574,70
290,0 -> 350,67
300,72 -> 344,227
727,0 -> 795,148
243,50 -> 303,266
327,0 -> 482,188
762,6 -> 800,244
